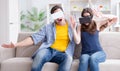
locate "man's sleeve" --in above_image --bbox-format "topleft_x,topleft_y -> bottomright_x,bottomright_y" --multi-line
31,26 -> 46,45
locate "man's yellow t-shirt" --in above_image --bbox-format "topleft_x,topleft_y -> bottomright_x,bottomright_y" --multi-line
51,23 -> 69,52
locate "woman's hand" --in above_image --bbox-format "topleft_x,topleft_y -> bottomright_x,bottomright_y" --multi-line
92,8 -> 103,18
1,42 -> 15,48
108,17 -> 117,26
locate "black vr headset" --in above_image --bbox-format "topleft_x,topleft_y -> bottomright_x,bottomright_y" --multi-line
79,16 -> 92,24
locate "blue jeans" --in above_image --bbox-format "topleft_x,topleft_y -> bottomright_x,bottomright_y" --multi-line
78,51 -> 106,71
31,47 -> 73,71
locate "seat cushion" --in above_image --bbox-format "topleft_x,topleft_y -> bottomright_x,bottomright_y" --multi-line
1,58 -> 79,71
70,59 -> 120,71
1,58 -> 120,71
42,59 -> 79,71
1,57 -> 58,71
1,58 -> 33,71
42,62 -> 58,71
100,59 -> 120,71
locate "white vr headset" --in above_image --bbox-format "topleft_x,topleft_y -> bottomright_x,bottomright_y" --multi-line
51,11 -> 64,20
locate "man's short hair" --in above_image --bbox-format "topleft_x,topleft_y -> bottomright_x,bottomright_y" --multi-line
50,5 -> 63,14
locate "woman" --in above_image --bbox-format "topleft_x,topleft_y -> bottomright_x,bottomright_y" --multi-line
75,8 -> 117,71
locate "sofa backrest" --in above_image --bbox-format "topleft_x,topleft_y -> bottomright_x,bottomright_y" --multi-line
16,32 -> 41,57
99,32 -> 120,59
74,32 -> 120,59
16,32 -> 120,59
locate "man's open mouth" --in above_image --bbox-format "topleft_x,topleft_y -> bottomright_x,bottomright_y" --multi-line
58,19 -> 62,22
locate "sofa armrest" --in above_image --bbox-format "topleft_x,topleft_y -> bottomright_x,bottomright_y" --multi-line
0,47 -> 15,63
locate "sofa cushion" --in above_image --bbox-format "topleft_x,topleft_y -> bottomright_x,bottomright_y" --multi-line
42,59 -> 79,71
70,59 -> 120,71
1,57 -> 58,71
99,32 -> 120,59
2,57 -> 120,71
1,58 -> 79,71
42,62 -> 58,71
73,43 -> 82,59
1,57 -> 33,71
16,32 -> 41,57
100,59 -> 120,71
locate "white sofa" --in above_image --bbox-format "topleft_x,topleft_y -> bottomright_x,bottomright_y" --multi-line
0,32 -> 120,71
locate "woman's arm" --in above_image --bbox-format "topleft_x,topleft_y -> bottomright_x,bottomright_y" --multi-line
98,14 -> 117,26
98,15 -> 117,31
103,14 -> 117,26
92,9 -> 117,31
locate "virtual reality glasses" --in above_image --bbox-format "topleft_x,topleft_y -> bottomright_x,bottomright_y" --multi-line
51,11 -> 64,20
79,16 -> 92,24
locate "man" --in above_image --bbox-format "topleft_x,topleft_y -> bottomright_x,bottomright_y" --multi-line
2,5 -> 80,71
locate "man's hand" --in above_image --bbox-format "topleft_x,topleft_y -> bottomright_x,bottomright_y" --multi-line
1,42 -> 15,48
70,16 -> 76,30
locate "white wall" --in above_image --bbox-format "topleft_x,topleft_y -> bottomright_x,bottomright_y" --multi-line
19,0 -> 70,14
0,0 -> 19,44
0,0 -> 120,45
9,0 -> 19,43
1,0 -> 119,44
0,0 -> 9,44
110,0 -> 120,31
111,0 -> 120,15
19,0 -> 32,12
18,0 -> 120,21
19,0 -> 70,29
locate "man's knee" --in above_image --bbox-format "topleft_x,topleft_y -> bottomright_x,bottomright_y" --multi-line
64,54 -> 73,63
32,48 -> 51,67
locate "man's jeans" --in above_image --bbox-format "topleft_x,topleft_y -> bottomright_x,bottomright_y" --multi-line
78,51 -> 106,71
31,47 -> 73,71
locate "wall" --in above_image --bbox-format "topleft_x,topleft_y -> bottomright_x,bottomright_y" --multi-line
19,0 -> 70,15
0,0 -> 9,44
110,0 -> 120,31
0,0 -> 19,44
9,0 -> 19,43
31,0 -> 70,13
111,0 -> 120,15
19,0 -> 70,31
19,0 -> 120,23
0,0 -> 120,44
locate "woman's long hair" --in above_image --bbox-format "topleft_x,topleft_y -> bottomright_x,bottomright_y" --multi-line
81,20 -> 97,34
81,8 -> 97,34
